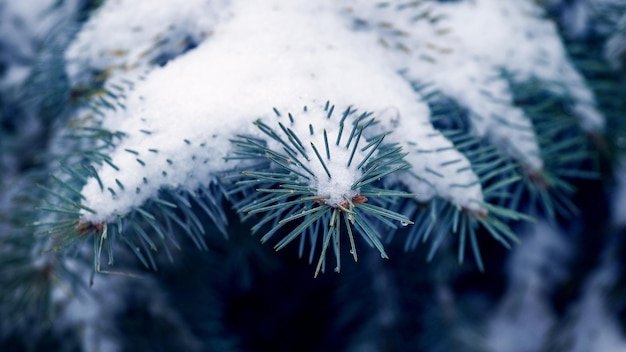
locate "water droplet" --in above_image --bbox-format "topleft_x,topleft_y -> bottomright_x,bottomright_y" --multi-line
400,220 -> 409,227
334,267 -> 340,273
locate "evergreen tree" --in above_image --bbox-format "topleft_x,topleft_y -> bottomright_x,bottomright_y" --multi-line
1,0 -> 625,351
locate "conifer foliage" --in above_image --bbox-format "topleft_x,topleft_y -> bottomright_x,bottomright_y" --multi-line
1,0 -> 625,350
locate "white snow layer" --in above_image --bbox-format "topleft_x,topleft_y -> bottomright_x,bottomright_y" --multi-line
64,0 -> 229,87
347,0 -> 603,170
486,221 -> 570,352
562,262 -> 626,352
77,0 -> 485,223
441,0 -> 603,133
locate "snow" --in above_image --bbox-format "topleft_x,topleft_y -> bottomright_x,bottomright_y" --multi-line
71,0 -> 605,223
260,104 -> 364,207
605,13 -> 626,69
0,0 -> 81,89
64,0 -> 229,87
439,0 -> 604,134
562,261 -> 626,352
347,0 -> 604,171
486,221 -> 570,352
52,261 -> 123,352
486,220 -> 626,352
77,0 -> 483,223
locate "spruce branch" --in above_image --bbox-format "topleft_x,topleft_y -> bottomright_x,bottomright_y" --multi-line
395,129 -> 532,271
509,79 -> 600,220
24,0 -> 602,281
228,103 -> 414,276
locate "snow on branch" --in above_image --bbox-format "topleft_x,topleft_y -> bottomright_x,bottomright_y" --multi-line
76,0 -> 483,224
64,0 -> 228,87
346,0 -> 604,171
